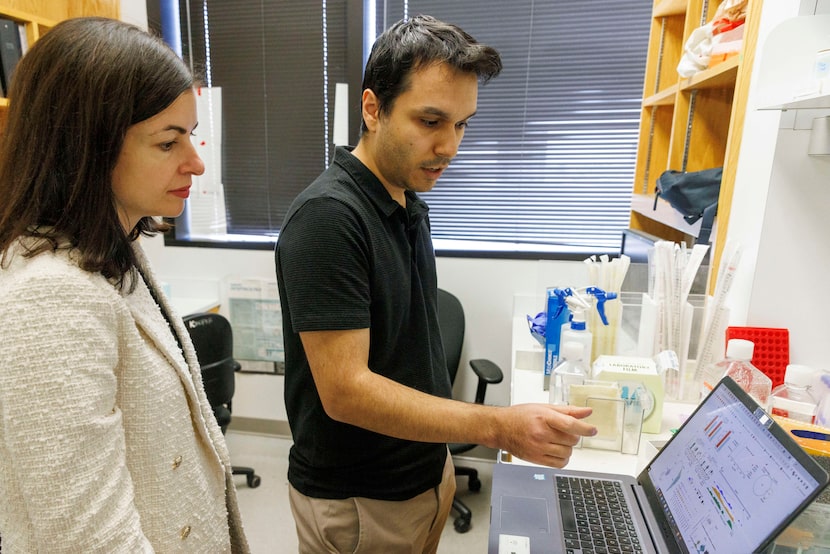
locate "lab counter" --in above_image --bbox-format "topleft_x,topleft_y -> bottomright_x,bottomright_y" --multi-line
498,314 -> 830,554
507,314 -> 692,474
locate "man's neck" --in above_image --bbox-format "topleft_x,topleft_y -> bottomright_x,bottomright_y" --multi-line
351,141 -> 406,207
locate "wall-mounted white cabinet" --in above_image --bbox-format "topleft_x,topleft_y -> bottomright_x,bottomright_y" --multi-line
755,14 -> 830,111
731,9 -> 830,368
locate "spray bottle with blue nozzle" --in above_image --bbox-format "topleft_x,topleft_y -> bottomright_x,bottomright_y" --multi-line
543,286 -> 619,389
560,292 -> 594,368
558,287 -> 619,367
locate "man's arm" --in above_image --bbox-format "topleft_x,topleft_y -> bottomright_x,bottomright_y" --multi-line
301,328 -> 597,468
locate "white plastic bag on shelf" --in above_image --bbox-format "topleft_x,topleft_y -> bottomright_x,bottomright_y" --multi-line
676,0 -> 747,78
678,23 -> 714,77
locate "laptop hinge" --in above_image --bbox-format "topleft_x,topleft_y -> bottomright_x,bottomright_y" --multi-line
630,483 -> 674,553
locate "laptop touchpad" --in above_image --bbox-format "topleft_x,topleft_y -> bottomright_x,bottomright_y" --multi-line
500,495 -> 550,534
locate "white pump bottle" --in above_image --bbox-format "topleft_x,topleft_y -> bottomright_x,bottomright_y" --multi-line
560,296 -> 594,367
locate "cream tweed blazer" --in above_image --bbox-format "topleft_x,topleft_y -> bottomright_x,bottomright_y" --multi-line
0,240 -> 249,553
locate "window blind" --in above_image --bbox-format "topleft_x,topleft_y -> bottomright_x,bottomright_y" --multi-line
149,0 -> 353,241
378,0 -> 651,253
149,0 -> 650,255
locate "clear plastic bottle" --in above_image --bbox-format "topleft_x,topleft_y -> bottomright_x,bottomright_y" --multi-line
549,341 -> 589,405
700,340 -> 738,399
810,369 -> 830,405
814,374 -> 830,427
560,310 -> 593,368
768,364 -> 818,423
714,339 -> 772,406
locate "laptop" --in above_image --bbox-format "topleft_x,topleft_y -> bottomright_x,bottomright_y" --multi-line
488,376 -> 829,553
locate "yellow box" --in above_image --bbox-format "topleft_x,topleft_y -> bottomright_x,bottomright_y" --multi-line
592,355 -> 664,433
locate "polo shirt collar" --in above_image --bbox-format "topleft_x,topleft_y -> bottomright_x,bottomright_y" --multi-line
333,146 -> 429,222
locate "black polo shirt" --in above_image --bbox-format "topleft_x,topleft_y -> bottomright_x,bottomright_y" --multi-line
275,146 -> 451,500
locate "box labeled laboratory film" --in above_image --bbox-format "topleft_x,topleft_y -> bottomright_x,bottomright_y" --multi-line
592,355 -> 664,433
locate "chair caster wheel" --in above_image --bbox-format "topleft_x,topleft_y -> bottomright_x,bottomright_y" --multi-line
247,474 -> 262,488
469,477 -> 481,492
454,516 -> 471,533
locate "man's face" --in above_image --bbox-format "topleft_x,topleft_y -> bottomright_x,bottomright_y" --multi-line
359,62 -> 479,204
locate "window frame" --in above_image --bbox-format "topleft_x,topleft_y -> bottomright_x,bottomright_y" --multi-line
155,0 -> 649,260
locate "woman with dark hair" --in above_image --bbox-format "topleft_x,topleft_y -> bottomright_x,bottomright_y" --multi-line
0,17 -> 249,552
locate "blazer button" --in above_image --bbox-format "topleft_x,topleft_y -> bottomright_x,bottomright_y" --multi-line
180,525 -> 191,539
172,455 -> 183,469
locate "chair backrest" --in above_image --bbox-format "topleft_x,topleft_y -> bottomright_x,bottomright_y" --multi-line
182,312 -> 236,409
437,288 -> 466,386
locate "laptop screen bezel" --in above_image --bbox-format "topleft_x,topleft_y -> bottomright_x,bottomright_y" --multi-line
636,376 -> 829,553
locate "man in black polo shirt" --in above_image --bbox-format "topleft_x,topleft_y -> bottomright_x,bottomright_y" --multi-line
275,14 -> 597,553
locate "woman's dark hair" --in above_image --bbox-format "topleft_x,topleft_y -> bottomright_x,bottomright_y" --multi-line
0,17 -> 196,288
360,14 -> 502,133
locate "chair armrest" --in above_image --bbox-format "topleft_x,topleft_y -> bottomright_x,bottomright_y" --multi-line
469,358 -> 504,384
468,358 -> 504,404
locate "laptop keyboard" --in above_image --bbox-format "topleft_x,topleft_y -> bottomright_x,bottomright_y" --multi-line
556,475 -> 644,554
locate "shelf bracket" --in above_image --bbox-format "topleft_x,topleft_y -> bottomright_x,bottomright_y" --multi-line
682,89 -> 698,172
643,17 -> 669,194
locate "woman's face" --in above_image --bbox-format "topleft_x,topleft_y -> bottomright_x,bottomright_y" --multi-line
112,88 -> 205,232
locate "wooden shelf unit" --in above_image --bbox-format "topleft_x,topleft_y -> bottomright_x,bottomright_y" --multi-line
653,0 -> 688,18
0,7 -> 54,103
628,0 -> 762,291
0,1 -> 118,22
0,2 -> 120,126
0,5 -> 53,41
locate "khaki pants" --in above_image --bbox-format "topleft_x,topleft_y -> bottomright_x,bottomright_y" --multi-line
288,453 -> 456,554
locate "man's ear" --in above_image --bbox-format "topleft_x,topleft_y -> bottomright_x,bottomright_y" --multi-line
361,88 -> 380,132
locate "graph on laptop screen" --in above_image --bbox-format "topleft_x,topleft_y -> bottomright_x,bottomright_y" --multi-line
647,383 -> 821,553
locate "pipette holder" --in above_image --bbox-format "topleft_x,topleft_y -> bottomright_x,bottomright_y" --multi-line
619,289 -> 706,403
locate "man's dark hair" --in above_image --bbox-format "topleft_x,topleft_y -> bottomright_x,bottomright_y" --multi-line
360,14 -> 502,133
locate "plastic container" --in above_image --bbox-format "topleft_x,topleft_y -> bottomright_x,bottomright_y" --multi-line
815,374 -> 830,427
702,339 -> 772,406
722,339 -> 773,406
560,310 -> 593,369
768,364 -> 818,423
550,341 -> 589,406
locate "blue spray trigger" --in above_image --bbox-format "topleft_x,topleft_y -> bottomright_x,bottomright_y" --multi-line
550,286 -> 618,325
550,287 -> 574,319
586,286 -> 618,326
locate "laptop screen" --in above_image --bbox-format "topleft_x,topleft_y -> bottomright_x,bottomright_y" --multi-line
643,377 -> 827,553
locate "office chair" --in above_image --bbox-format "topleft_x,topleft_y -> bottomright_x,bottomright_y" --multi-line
437,288 -> 504,533
183,312 -> 261,488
